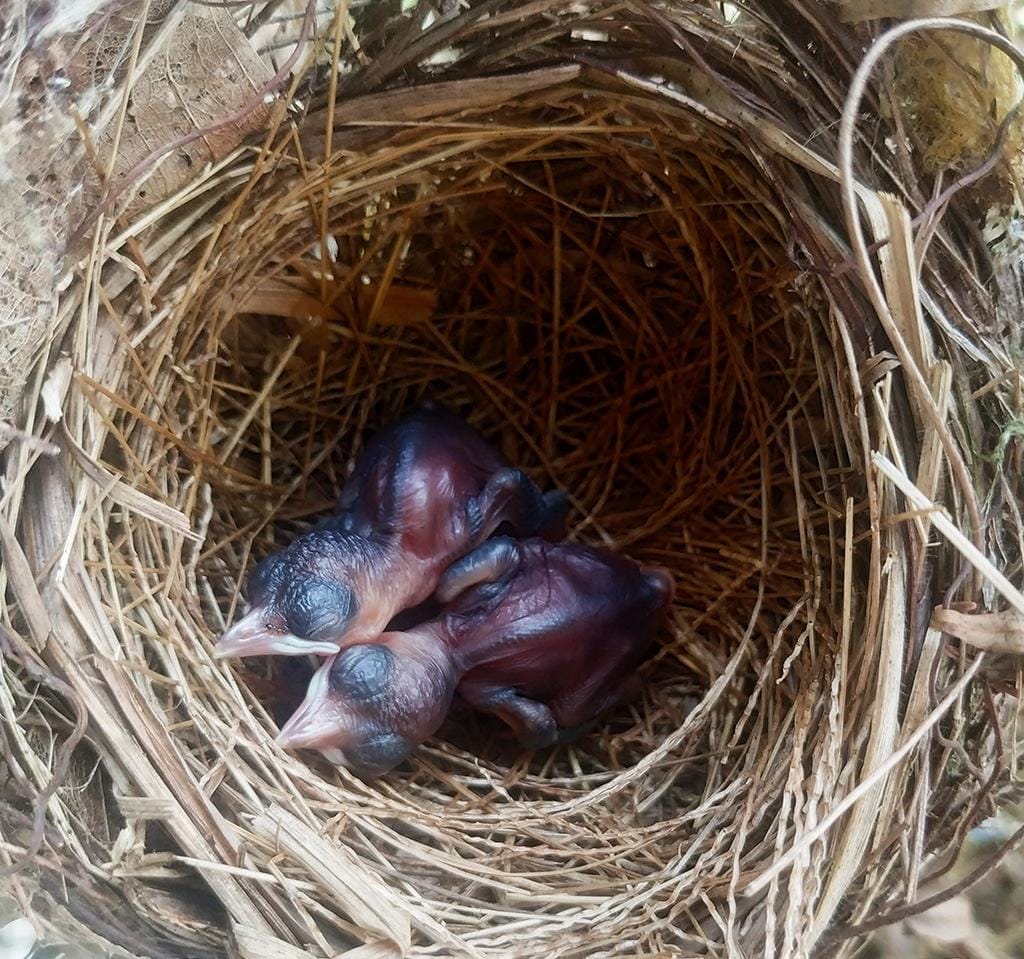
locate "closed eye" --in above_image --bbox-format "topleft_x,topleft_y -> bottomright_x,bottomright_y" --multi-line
329,644 -> 394,702
284,577 -> 355,639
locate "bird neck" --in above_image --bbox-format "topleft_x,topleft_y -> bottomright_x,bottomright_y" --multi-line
437,611 -> 492,669
387,623 -> 460,680
415,617 -> 460,653
362,534 -> 447,614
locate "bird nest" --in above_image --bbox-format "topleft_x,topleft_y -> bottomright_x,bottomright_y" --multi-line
3,3 -> 1024,957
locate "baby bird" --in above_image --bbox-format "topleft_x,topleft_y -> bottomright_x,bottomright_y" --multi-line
275,537 -> 674,777
215,407 -> 567,659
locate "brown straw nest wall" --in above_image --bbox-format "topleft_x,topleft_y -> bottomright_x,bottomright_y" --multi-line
3,2 -> 1024,957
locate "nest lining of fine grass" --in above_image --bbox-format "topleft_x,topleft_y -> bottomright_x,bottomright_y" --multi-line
3,3 -> 1024,957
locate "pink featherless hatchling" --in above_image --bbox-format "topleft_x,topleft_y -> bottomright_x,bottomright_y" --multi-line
275,536 -> 674,777
215,406 -> 568,660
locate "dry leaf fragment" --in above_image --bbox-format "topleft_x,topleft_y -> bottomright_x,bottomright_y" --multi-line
41,354 -> 73,423
931,605 -> 1024,653
859,350 -> 901,387
839,0 -> 1004,21
236,277 -> 438,328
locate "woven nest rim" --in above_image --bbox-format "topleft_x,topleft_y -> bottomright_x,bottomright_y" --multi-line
3,4 -> 1024,958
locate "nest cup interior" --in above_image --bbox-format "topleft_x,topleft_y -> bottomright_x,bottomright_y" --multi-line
89,91 -> 844,945
194,99 -> 823,779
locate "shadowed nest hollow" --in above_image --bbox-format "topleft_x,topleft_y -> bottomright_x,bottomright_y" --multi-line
3,3 -> 1024,958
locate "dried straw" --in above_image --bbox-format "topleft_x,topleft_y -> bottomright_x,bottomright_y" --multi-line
2,2 -> 1023,957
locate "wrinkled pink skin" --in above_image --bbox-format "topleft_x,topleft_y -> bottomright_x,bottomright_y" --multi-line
215,407 -> 567,660
277,538 -> 674,777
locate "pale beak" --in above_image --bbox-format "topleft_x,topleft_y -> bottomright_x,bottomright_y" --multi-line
276,660 -> 348,766
214,608 -> 341,659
